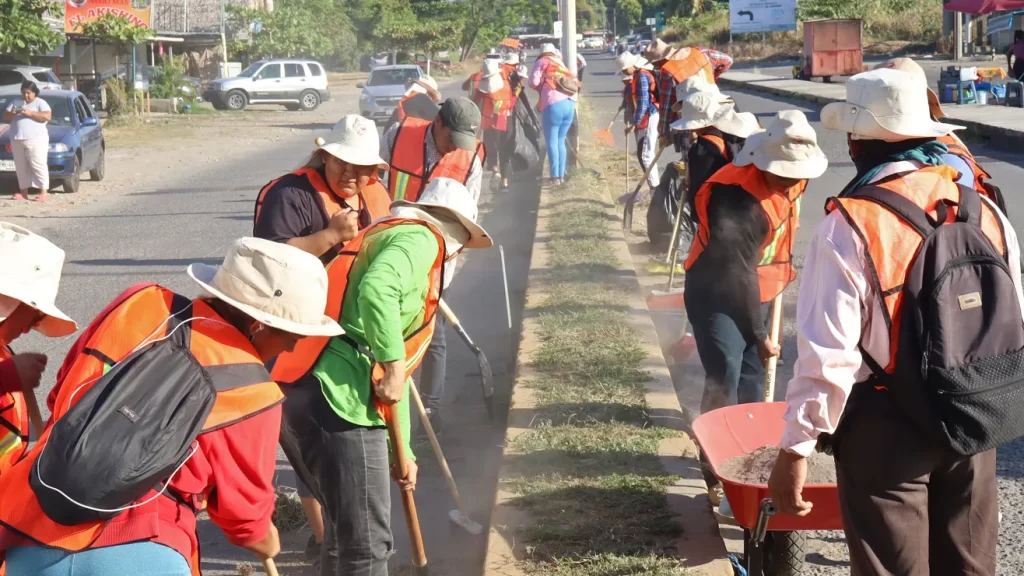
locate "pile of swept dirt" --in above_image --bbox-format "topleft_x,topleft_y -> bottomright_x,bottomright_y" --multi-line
718,445 -> 837,485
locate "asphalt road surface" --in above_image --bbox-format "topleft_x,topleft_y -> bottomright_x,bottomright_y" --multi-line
578,47 -> 1024,575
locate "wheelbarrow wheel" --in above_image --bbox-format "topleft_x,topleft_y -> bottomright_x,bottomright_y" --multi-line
763,531 -> 806,576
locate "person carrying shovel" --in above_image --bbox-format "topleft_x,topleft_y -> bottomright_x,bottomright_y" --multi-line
619,52 -> 660,202
269,177 -> 491,576
683,110 -> 826,509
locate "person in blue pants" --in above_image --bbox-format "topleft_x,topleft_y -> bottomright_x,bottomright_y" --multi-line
528,45 -> 578,185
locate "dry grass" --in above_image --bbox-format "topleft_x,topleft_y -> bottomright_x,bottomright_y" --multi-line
272,485 -> 308,533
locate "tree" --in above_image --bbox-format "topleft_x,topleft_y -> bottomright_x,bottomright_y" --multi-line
77,13 -> 153,75
228,0 -> 357,68
0,0 -> 64,61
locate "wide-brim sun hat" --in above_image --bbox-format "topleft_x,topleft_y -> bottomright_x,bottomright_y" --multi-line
503,53 -> 520,65
734,110 -> 828,180
0,222 -> 77,337
643,39 -> 673,62
305,114 -> 388,170
670,91 -> 736,132
480,59 -> 505,93
672,75 -> 721,112
540,43 -> 559,57
617,51 -> 637,71
873,58 -> 946,120
188,237 -> 344,338
821,68 -> 962,141
391,177 -> 492,249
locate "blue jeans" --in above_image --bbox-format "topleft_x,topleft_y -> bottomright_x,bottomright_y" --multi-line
7,542 -> 190,576
417,314 -> 447,411
686,306 -> 767,414
542,99 -> 576,179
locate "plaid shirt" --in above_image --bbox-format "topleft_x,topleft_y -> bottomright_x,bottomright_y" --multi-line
633,71 -> 656,127
658,48 -> 734,135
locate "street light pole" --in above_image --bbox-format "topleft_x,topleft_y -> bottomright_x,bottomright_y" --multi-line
562,0 -> 576,72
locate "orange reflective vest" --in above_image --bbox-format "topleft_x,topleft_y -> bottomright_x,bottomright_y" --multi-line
271,218 -> 447,386
0,285 -> 284,574
938,133 -> 999,202
702,133 -> 727,157
466,71 -> 484,96
826,166 -> 1008,372
387,118 -> 485,202
660,48 -> 716,86
254,167 -> 391,230
478,81 -> 514,131
631,69 -> 659,130
684,163 -> 805,302
0,346 -> 28,475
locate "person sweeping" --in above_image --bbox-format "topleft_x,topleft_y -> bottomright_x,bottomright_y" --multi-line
269,177 -> 491,576
619,52 -> 660,201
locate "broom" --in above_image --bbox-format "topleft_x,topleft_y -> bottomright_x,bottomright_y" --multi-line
593,110 -> 620,147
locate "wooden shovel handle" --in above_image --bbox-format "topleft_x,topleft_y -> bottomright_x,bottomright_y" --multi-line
22,385 -> 44,442
382,403 -> 428,568
262,558 -> 279,576
763,294 -> 784,403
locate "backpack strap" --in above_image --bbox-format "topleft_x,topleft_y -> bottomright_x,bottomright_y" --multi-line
848,185 -> 938,238
955,183 -> 982,226
165,293 -> 194,349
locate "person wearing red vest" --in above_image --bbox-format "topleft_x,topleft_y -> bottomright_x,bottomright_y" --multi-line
684,109 -> 825,414
473,59 -> 515,190
255,115 -> 391,264
0,223 -> 77,479
383,76 -> 441,134
644,39 -> 717,154
619,52 -> 661,196
0,238 -> 342,576
770,68 -> 1016,576
271,178 -> 491,576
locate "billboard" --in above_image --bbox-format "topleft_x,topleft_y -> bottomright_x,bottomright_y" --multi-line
65,0 -> 153,33
729,0 -> 797,34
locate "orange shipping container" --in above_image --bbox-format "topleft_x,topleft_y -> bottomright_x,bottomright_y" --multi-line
798,19 -> 863,81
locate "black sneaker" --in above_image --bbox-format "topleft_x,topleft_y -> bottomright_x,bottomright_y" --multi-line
423,407 -> 443,436
305,534 -> 321,560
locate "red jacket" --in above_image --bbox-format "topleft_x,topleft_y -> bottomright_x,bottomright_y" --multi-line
0,358 -> 19,396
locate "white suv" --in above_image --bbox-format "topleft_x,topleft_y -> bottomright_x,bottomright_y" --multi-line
0,65 -> 62,94
203,59 -> 330,111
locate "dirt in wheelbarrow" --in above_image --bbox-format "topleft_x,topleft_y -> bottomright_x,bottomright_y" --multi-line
719,446 -> 837,485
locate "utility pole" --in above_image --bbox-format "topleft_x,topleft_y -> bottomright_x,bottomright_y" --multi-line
562,0 -> 576,72
220,0 -> 228,76
953,10 -> 963,61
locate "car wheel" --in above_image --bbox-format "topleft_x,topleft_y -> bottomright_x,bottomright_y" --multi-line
226,90 -> 247,111
299,90 -> 320,111
285,103 -> 301,111
63,156 -> 81,194
90,146 -> 105,181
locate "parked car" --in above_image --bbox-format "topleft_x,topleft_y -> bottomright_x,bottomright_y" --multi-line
0,65 -> 62,94
0,90 -> 104,194
358,65 -> 423,124
583,36 -> 605,50
203,59 -> 330,111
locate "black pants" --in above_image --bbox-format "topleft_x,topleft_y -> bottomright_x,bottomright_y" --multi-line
483,129 -> 501,172
279,377 -> 393,576
416,314 -> 447,411
836,392 -> 998,575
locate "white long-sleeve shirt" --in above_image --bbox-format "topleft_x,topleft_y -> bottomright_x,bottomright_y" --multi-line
781,161 -> 1024,456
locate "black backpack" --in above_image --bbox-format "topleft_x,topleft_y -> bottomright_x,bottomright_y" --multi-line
853,183 -> 1024,456
31,295 -> 218,526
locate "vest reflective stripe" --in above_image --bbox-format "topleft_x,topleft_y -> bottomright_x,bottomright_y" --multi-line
660,49 -> 715,85
0,346 -> 27,475
387,118 -> 485,202
0,286 -> 284,568
631,69 -> 658,129
826,165 -> 1008,371
684,163 -> 806,302
254,168 -> 391,230
271,219 -> 447,386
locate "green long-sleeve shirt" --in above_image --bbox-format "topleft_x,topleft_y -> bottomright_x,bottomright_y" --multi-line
312,222 -> 441,461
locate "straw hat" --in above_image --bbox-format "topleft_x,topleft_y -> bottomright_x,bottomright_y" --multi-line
822,68 -> 962,141
874,58 -> 946,120
188,238 -> 343,337
735,110 -> 828,179
0,222 -> 76,337
643,39 -> 673,62
670,91 -> 736,131
391,177 -> 492,250
305,115 -> 388,170
480,58 -> 506,94
672,75 -> 722,111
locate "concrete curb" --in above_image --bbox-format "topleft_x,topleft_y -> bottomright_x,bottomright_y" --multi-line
718,75 -> 1024,151
483,180 -> 733,576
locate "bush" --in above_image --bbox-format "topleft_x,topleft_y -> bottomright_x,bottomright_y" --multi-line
104,77 -> 133,117
149,57 -> 188,100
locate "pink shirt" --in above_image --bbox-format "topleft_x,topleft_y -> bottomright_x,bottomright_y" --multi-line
529,56 -> 575,110
781,161 -> 1024,457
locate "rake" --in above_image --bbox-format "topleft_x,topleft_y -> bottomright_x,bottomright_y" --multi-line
593,110 -> 620,147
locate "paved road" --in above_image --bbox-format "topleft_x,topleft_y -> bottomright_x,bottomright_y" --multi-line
579,47 -> 1024,574
3,78 -> 536,575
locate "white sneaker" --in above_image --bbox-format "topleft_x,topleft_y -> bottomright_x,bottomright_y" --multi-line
718,494 -> 734,519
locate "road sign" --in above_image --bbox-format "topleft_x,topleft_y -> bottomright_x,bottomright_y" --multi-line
728,0 -> 797,34
554,20 -> 563,38
656,11 -> 666,31
645,17 -> 656,26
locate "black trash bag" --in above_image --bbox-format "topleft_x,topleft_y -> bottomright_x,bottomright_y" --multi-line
503,93 -> 542,173
647,162 -> 685,252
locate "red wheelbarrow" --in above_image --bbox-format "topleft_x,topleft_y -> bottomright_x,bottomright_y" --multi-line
692,402 -> 843,576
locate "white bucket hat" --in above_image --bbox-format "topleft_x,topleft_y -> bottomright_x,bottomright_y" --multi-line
188,237 -> 343,337
540,43 -> 559,57
406,76 -> 439,97
673,75 -> 722,111
821,68 -> 963,142
391,177 -> 493,249
735,110 -> 828,180
305,115 -> 388,170
480,59 -> 505,94
670,91 -> 736,132
0,222 -> 76,337
617,52 -> 637,71
503,53 -> 520,66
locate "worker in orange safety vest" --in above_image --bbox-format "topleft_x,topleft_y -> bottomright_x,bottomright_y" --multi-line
472,58 -> 515,191
644,39 -> 717,154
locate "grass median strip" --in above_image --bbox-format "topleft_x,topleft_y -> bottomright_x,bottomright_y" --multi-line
506,148 -> 687,575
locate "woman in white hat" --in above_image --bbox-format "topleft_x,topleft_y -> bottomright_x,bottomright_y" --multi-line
0,237 -> 342,576
684,108 -> 825,430
383,76 -> 441,133
273,177 -> 490,576
619,52 -> 661,196
770,67 -> 1017,576
254,114 -> 391,264
529,43 -> 578,184
0,223 -> 77,475
472,58 -> 514,181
